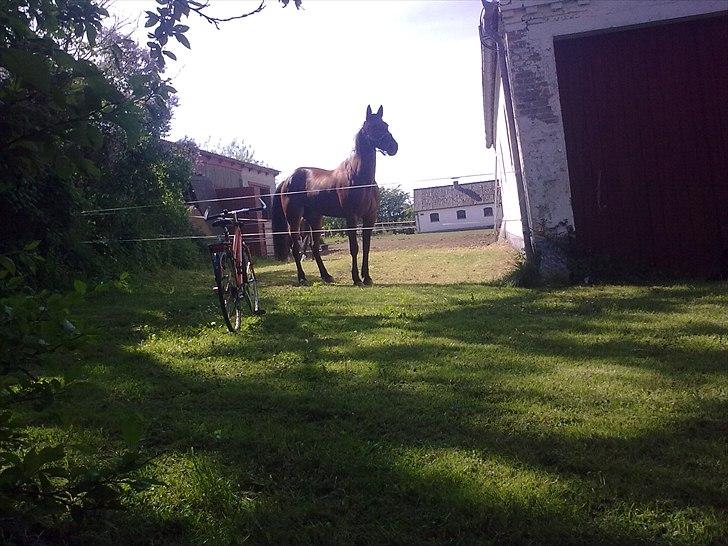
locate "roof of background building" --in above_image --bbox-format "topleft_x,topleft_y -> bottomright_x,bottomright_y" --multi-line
196,149 -> 280,176
413,180 -> 496,211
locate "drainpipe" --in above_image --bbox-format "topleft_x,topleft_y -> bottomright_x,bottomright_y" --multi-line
500,45 -> 536,263
480,2 -> 535,263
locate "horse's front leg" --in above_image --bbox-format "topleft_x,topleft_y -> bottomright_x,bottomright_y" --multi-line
361,215 -> 375,286
346,217 -> 362,286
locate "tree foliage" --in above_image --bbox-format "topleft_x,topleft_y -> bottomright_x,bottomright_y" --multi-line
201,137 -> 265,165
321,187 -> 413,234
0,2 -> 203,282
0,0 -> 303,282
378,187 -> 413,223
0,0 -> 299,538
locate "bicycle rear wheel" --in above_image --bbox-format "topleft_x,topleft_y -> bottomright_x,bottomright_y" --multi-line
240,246 -> 262,315
212,251 -> 240,332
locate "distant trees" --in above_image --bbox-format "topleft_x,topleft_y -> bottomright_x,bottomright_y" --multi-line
378,187 -> 413,224
201,137 -> 267,166
321,186 -> 413,233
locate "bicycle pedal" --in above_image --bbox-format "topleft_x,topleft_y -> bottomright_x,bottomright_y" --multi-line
212,286 -> 219,292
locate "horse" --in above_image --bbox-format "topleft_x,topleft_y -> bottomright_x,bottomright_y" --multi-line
271,105 -> 398,285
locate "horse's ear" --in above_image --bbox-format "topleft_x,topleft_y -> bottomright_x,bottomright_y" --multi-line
366,105 -> 373,118
376,105 -> 383,117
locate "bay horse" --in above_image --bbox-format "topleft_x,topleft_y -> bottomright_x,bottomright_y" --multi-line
271,106 -> 398,285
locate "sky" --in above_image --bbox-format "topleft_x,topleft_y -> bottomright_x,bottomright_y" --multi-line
110,0 -> 495,194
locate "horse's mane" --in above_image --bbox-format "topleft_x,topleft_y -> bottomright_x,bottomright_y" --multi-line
339,125 -> 369,182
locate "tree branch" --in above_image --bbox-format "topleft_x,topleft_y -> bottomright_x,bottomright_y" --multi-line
187,0 -> 267,29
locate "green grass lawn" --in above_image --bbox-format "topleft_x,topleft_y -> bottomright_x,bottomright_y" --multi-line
28,240 -> 728,544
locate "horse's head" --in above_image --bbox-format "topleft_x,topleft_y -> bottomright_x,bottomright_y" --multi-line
362,105 -> 398,156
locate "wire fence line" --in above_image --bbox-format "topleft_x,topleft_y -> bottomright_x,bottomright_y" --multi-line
81,183 -> 372,216
80,172 -> 495,216
81,222 -> 417,245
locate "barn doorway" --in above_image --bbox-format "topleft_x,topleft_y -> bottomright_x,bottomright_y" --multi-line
554,13 -> 728,278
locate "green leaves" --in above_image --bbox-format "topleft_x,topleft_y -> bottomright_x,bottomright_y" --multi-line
0,256 -> 16,277
174,32 -> 191,49
73,280 -> 87,295
21,446 -> 66,476
80,158 -> 101,179
0,49 -> 52,92
112,105 -> 143,146
145,11 -> 160,27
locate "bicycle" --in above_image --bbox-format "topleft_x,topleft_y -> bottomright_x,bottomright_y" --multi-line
204,199 -> 266,332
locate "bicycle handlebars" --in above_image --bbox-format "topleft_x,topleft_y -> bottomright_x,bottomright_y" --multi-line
203,197 -> 267,222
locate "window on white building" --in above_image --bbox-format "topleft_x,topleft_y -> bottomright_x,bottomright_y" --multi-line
430,212 -> 439,222
456,210 -> 466,220
483,207 -> 493,217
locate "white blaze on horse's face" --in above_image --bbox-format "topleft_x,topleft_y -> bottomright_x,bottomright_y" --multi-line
365,105 -> 399,156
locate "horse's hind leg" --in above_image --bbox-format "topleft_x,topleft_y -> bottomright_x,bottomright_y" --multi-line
346,217 -> 362,286
361,215 -> 375,286
288,215 -> 307,284
308,216 -> 334,283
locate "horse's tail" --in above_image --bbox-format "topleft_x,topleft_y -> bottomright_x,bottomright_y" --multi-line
272,182 -> 291,261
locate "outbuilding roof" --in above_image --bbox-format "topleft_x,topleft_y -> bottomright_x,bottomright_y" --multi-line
196,149 -> 280,176
413,180 -> 496,211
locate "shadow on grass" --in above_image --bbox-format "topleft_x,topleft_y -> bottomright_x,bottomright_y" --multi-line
34,277 -> 728,544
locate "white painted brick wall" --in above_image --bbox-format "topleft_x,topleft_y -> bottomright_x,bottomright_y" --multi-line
416,203 -> 496,233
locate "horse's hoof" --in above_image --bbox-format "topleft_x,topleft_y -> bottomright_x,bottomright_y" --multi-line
353,280 -> 363,287
363,278 -> 373,286
298,278 -> 308,286
322,275 -> 334,284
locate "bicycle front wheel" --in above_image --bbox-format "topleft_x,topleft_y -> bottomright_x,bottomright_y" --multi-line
212,251 -> 240,332
240,246 -> 261,315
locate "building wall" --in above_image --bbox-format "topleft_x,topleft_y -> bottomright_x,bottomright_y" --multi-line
197,157 -> 276,192
494,84 -> 524,249
244,175 -> 276,258
497,0 -> 728,277
195,154 -> 279,257
416,204 -> 496,233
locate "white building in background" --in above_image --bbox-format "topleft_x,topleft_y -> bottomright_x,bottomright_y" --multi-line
413,180 -> 498,234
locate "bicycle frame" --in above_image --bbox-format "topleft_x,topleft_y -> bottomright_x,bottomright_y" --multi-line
209,220 -> 244,287
205,199 -> 266,287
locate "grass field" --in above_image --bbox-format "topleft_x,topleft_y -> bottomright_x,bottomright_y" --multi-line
28,232 -> 728,544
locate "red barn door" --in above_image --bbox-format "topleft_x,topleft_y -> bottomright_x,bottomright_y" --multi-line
554,13 -> 728,278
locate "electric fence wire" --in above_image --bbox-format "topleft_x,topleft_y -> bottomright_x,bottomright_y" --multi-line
79,172 -> 495,216
80,222 -> 418,245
